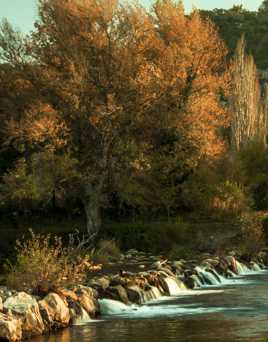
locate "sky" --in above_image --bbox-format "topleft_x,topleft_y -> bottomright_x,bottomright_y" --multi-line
0,0 -> 264,33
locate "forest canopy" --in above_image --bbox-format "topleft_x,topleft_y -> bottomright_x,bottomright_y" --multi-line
0,0 -> 268,257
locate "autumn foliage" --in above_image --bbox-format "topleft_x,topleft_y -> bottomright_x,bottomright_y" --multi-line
0,0 -> 230,233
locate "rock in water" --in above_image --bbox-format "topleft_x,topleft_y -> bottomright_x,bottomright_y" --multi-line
75,286 -> 99,316
69,301 -> 91,325
0,312 -> 22,341
39,293 -> 70,330
104,285 -> 129,305
3,292 -> 44,338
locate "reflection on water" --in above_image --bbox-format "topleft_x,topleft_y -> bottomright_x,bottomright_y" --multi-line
33,273 -> 268,342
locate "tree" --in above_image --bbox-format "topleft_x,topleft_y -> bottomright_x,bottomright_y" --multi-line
0,0 -> 163,234
230,36 -> 267,151
0,0 -> 229,232
117,1 -> 230,218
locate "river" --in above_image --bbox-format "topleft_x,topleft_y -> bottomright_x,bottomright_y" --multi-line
32,271 -> 268,342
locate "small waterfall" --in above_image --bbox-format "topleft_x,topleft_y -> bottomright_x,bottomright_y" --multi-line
226,269 -> 236,278
251,262 -> 262,271
72,307 -> 92,325
163,277 -> 187,295
191,274 -> 203,288
210,269 -> 228,283
143,286 -> 162,301
195,267 -> 221,285
235,260 -> 250,275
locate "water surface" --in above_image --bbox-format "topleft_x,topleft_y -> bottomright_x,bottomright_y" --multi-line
33,272 -> 268,342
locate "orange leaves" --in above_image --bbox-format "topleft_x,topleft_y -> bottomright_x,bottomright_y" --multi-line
7,101 -> 69,151
148,2 -> 230,160
26,102 -> 69,149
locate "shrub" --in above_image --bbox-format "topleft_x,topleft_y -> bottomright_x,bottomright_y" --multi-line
235,212 -> 265,257
92,239 -> 121,264
238,142 -> 268,209
211,181 -> 251,218
182,165 -> 251,219
5,230 -> 92,294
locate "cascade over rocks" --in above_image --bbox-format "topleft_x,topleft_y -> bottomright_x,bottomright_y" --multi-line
0,250 -> 267,340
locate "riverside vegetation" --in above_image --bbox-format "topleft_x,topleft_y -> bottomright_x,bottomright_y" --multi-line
1,0 -> 268,340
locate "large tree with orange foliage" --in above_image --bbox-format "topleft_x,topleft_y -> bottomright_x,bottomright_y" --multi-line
0,0 -> 229,233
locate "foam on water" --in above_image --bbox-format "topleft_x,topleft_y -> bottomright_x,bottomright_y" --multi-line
99,299 -> 138,316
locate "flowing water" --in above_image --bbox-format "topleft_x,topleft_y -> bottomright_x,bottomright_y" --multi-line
33,271 -> 268,342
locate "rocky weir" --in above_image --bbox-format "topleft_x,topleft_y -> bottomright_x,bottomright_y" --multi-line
0,250 -> 267,341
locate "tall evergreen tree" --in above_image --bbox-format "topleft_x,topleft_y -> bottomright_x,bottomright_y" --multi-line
230,36 -> 267,150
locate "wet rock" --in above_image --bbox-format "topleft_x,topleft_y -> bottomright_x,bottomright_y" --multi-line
152,260 -> 167,270
3,292 -> 45,338
0,287 -> 16,302
89,276 -> 110,292
183,275 -> 195,289
55,288 -> 78,302
225,256 -> 238,274
69,301 -> 91,325
75,286 -> 98,317
202,258 -> 219,267
126,286 -> 143,304
161,267 -> 176,277
0,312 -> 22,341
110,275 -> 128,287
39,293 -> 70,330
103,285 -> 129,305
172,261 -> 185,274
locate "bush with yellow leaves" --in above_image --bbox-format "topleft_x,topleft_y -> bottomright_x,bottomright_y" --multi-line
6,230 -> 92,294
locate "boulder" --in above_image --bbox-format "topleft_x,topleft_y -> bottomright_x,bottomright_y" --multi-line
0,287 -> 15,302
225,256 -> 238,274
103,285 -> 129,305
110,276 -> 128,287
55,288 -> 78,302
75,286 -> 98,317
3,292 -> 45,338
0,313 -> 22,341
89,277 -> 110,292
69,301 -> 91,325
202,258 -> 219,268
39,293 -> 70,330
126,286 -> 143,304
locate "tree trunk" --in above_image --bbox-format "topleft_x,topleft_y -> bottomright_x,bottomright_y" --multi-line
83,198 -> 101,236
82,184 -> 102,236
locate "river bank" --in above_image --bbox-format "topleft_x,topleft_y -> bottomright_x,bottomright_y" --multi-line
0,250 -> 267,341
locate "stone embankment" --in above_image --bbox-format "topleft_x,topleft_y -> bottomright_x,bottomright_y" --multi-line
0,250 -> 267,341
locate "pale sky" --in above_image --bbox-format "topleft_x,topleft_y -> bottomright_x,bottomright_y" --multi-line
0,0 -> 264,33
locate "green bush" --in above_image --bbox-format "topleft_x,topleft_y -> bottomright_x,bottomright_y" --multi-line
238,142 -> 268,210
5,230 -> 92,293
235,212 -> 265,257
182,163 -> 250,219
211,181 -> 251,218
